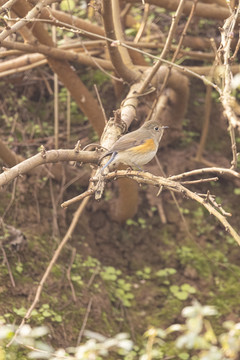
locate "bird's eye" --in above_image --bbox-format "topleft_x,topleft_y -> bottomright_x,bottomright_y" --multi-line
154,126 -> 159,131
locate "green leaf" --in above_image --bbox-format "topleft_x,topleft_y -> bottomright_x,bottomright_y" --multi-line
175,291 -> 189,300
181,284 -> 196,294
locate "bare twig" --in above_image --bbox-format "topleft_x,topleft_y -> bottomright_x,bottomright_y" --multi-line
219,3 -> 240,167
230,28 -> 240,61
76,296 -> 93,346
154,156 -> 197,242
61,189 -> 94,208
169,167 -> 240,181
92,169 -> 240,245
0,0 -> 55,42
0,242 -> 16,288
0,17 -> 222,91
66,90 -> 71,144
148,0 -> 198,120
49,178 -> 60,238
162,0 -> 198,90
94,84 -> 107,125
139,0 -> 187,94
2,178 -> 17,219
87,266 -> 100,288
7,196 -> 90,347
180,177 -> 219,185
66,248 -> 77,302
195,84 -> 213,161
157,199 -> 167,224
134,4 -> 150,43
52,2 -> 59,150
208,194 -> 232,217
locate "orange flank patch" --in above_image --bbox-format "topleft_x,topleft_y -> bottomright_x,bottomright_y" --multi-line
129,138 -> 156,153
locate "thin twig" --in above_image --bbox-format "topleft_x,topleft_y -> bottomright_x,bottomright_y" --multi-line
66,247 -> 77,302
195,85 -> 213,161
0,15 -> 221,91
76,297 -> 93,346
230,28 -> 240,61
169,167 -> 240,181
0,242 -> 16,288
94,84 -> 107,125
87,266 -> 100,288
148,0 -> 198,120
95,169 -> 240,245
61,189 -> 95,208
49,178 -> 60,238
66,90 -> 71,144
7,196 -> 90,347
157,199 -> 167,224
159,0 -> 198,93
154,156 -> 198,240
134,4 -> 150,43
180,177 -> 219,185
52,2 -> 59,150
219,4 -> 240,168
208,194 -> 232,217
2,178 -> 17,219
139,0 -> 187,94
0,0 -> 55,42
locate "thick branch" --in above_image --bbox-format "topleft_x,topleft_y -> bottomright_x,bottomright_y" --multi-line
0,149 -> 98,187
102,0 -> 140,83
126,0 -> 231,20
13,0 -> 106,137
1,40 -> 113,70
41,8 -> 105,39
111,0 -> 133,68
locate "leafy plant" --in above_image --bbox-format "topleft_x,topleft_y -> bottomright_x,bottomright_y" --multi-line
169,284 -> 197,301
136,267 -> 152,280
100,266 -> 134,307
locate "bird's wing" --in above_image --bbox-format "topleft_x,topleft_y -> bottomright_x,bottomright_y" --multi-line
110,135 -> 145,152
99,134 -> 147,163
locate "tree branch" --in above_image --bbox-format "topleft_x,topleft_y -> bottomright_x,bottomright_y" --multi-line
0,149 -> 98,187
1,40 -> 113,70
0,0 -> 55,42
102,0 -> 140,83
92,169 -> 240,245
126,0 -> 231,20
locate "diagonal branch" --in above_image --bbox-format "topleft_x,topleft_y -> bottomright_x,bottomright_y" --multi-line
96,170 -> 240,245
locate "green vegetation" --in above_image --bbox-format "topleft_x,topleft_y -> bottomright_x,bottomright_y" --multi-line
1,301 -> 240,359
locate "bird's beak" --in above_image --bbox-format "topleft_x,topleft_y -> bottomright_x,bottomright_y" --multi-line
162,126 -> 169,129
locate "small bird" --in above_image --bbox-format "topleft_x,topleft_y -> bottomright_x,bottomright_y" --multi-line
99,120 -> 167,173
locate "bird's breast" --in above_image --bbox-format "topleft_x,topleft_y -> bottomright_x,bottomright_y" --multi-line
128,138 -> 156,153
